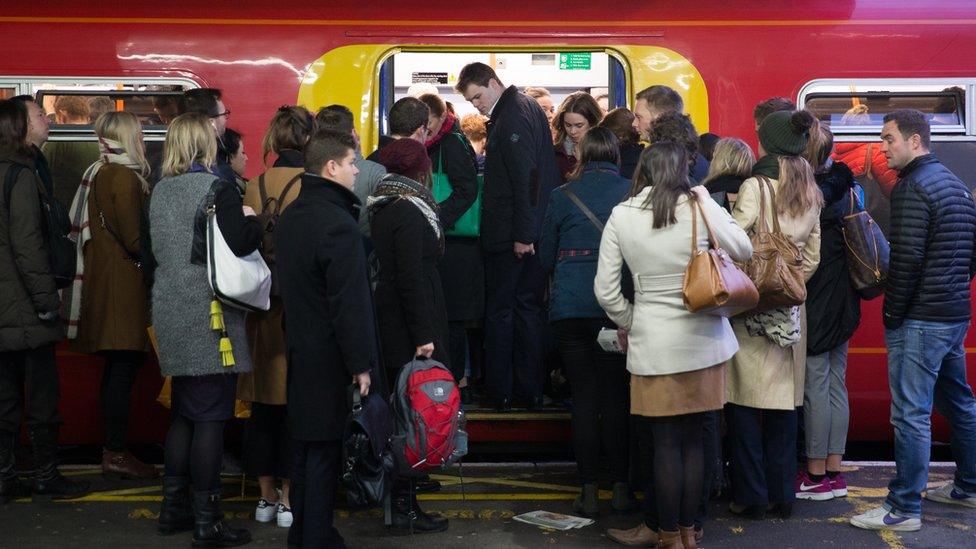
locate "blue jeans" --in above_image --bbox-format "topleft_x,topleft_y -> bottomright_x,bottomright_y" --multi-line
884,319 -> 976,518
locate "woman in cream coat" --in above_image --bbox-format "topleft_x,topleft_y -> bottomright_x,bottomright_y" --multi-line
727,109 -> 823,520
596,142 -> 752,549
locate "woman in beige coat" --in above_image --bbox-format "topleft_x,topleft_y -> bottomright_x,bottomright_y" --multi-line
596,142 -> 752,549
727,109 -> 823,520
237,105 -> 314,528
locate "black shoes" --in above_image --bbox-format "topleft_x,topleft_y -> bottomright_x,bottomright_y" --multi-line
728,502 -> 766,520
192,490 -> 251,547
28,425 -> 89,502
158,476 -> 195,535
390,492 -> 449,534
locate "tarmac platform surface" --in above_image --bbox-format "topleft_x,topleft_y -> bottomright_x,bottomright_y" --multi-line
2,462 -> 973,548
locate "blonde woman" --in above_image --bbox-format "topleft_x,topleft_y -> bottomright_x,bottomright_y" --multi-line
727,110 -> 823,520
149,112 -> 261,546
68,112 -> 156,480
701,137 -> 756,211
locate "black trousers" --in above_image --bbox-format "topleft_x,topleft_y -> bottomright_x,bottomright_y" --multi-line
483,251 -> 545,401
0,344 -> 61,434
99,350 -> 145,452
726,403 -> 797,506
551,318 -> 629,483
244,402 -> 291,478
288,439 -> 345,549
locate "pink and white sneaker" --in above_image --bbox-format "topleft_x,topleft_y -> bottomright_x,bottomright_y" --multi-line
795,471 -> 834,501
828,473 -> 848,497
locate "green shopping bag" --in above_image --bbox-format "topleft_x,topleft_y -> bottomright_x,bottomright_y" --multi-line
432,135 -> 482,238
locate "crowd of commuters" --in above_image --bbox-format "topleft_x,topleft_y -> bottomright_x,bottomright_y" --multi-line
0,61 -> 975,549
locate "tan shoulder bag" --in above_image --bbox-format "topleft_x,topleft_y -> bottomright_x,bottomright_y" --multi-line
743,176 -> 806,312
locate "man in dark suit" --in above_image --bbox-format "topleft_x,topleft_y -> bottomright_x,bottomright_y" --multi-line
275,129 -> 375,548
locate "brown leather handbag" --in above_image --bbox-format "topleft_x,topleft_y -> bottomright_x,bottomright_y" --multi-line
841,188 -> 889,299
742,176 -> 807,312
683,198 -> 759,316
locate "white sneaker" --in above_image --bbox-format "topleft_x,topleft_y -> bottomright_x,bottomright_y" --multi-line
276,502 -> 293,528
925,483 -> 976,508
255,497 -> 277,522
850,506 -> 921,532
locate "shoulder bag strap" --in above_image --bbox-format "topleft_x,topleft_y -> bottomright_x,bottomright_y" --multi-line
560,186 -> 604,232
754,175 -> 770,235
695,198 -> 719,250
689,196 -> 698,257
864,143 -> 876,181
274,173 -> 302,216
90,169 -> 142,265
258,173 -> 270,208
757,175 -> 783,234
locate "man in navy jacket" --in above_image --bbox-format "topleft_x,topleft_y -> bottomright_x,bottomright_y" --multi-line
851,109 -> 976,533
456,63 -> 559,410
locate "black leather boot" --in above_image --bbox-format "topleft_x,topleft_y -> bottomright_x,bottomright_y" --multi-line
0,430 -> 23,505
158,476 -> 194,535
29,425 -> 88,502
192,490 -> 251,547
390,488 -> 448,534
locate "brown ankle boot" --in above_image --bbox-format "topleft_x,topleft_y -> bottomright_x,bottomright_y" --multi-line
656,530 -> 681,549
678,525 -> 698,549
102,450 -> 158,480
606,523 -> 658,546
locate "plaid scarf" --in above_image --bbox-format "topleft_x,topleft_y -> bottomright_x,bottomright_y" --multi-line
365,173 -> 443,243
63,138 -> 146,338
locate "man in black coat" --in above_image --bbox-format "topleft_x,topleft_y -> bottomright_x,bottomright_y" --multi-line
851,109 -> 976,532
276,129 -> 375,548
456,63 -> 558,411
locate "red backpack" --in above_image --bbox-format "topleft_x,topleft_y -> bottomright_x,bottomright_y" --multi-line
389,358 -> 467,474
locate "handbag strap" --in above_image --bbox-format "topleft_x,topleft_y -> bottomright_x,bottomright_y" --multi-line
754,175 -> 782,234
561,186 -> 604,232
689,197 -> 720,257
90,169 -> 143,266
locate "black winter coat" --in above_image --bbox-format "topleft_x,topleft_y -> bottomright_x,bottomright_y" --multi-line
276,174 -> 377,441
370,197 -> 450,372
428,121 -> 485,322
483,85 -> 560,252
806,162 -> 862,355
883,154 -> 976,329
619,142 -> 644,180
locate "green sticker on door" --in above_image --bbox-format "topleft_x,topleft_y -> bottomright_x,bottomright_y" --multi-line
559,52 -> 591,70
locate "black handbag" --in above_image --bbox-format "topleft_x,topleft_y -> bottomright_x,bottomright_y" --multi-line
341,384 -> 393,509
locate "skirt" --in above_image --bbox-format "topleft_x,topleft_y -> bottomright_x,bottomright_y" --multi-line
172,373 -> 238,421
630,363 -> 726,417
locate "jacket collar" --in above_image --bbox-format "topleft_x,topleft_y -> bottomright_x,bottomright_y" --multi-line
274,149 -> 304,168
898,153 -> 937,178
299,172 -> 361,219
489,85 -> 520,120
581,161 -> 620,175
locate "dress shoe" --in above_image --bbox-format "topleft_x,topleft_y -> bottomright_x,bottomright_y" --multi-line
102,449 -> 158,480
606,523 -> 658,547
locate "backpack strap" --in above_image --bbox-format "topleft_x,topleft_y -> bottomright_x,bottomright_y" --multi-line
274,173 -> 302,216
258,173 -> 269,208
560,186 -> 604,232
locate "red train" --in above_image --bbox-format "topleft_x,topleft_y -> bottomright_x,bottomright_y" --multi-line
2,0 -> 974,445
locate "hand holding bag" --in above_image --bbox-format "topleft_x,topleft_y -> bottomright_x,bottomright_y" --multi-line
341,384 -> 393,509
841,188 -> 889,299
683,198 -> 759,316
742,176 -> 806,312
206,197 -> 272,312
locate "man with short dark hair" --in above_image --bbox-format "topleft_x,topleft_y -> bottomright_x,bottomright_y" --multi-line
456,62 -> 557,411
275,128 -> 375,548
366,97 -> 429,163
633,86 -> 709,181
753,97 -> 796,130
183,88 -> 235,184
647,111 -> 708,183
316,105 -> 386,231
633,85 -> 684,138
850,109 -> 976,532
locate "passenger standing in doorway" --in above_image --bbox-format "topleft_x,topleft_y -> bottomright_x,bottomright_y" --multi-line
67,111 -> 157,481
276,129 -> 376,548
237,105 -> 315,530
552,91 -> 603,183
524,87 -> 556,129
647,112 -> 707,184
850,110 -> 976,532
418,93 -> 484,391
632,85 -> 709,181
457,62 -> 559,411
540,127 -> 632,517
460,113 -> 489,174
0,98 -> 88,504
365,97 -> 429,164
183,88 -> 236,185
701,138 -> 756,212
727,109 -> 823,521
598,108 -> 644,180
597,142 -> 752,548
753,97 -> 796,131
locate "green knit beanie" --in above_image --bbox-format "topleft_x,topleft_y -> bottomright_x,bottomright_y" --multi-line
758,110 -> 811,156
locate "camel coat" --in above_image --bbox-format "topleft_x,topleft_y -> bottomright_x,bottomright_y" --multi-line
236,167 -> 302,405
71,164 -> 149,354
727,176 -> 821,410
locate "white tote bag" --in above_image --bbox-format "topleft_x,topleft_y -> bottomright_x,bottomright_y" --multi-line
206,208 -> 272,312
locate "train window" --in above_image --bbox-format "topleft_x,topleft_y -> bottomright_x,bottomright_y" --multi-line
0,87 -> 17,100
35,84 -> 189,135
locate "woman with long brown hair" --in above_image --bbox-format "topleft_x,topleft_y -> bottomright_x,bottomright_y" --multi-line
597,142 -> 751,548
552,91 -> 603,182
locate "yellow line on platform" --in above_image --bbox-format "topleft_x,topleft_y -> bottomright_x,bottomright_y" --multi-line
428,474 -> 580,493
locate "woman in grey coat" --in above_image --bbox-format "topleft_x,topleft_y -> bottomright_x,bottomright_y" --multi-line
147,113 -> 261,547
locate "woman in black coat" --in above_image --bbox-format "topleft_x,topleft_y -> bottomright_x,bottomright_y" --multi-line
367,137 -> 450,534
418,94 -> 483,386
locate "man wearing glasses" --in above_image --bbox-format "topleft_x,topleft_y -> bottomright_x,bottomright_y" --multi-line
184,88 -> 236,185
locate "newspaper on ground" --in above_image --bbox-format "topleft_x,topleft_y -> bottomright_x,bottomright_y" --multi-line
513,510 -> 595,530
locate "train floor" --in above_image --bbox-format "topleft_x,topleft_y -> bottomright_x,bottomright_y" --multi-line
2,462 -> 974,548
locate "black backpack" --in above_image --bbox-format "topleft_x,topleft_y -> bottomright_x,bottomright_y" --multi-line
3,162 -> 76,288
255,172 -> 301,296
341,384 -> 393,509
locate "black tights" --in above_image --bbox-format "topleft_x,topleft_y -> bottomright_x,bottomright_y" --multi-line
163,414 -> 224,491
650,413 -> 705,532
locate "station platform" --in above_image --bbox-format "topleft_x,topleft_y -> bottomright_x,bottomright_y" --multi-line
3,462 -> 973,548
